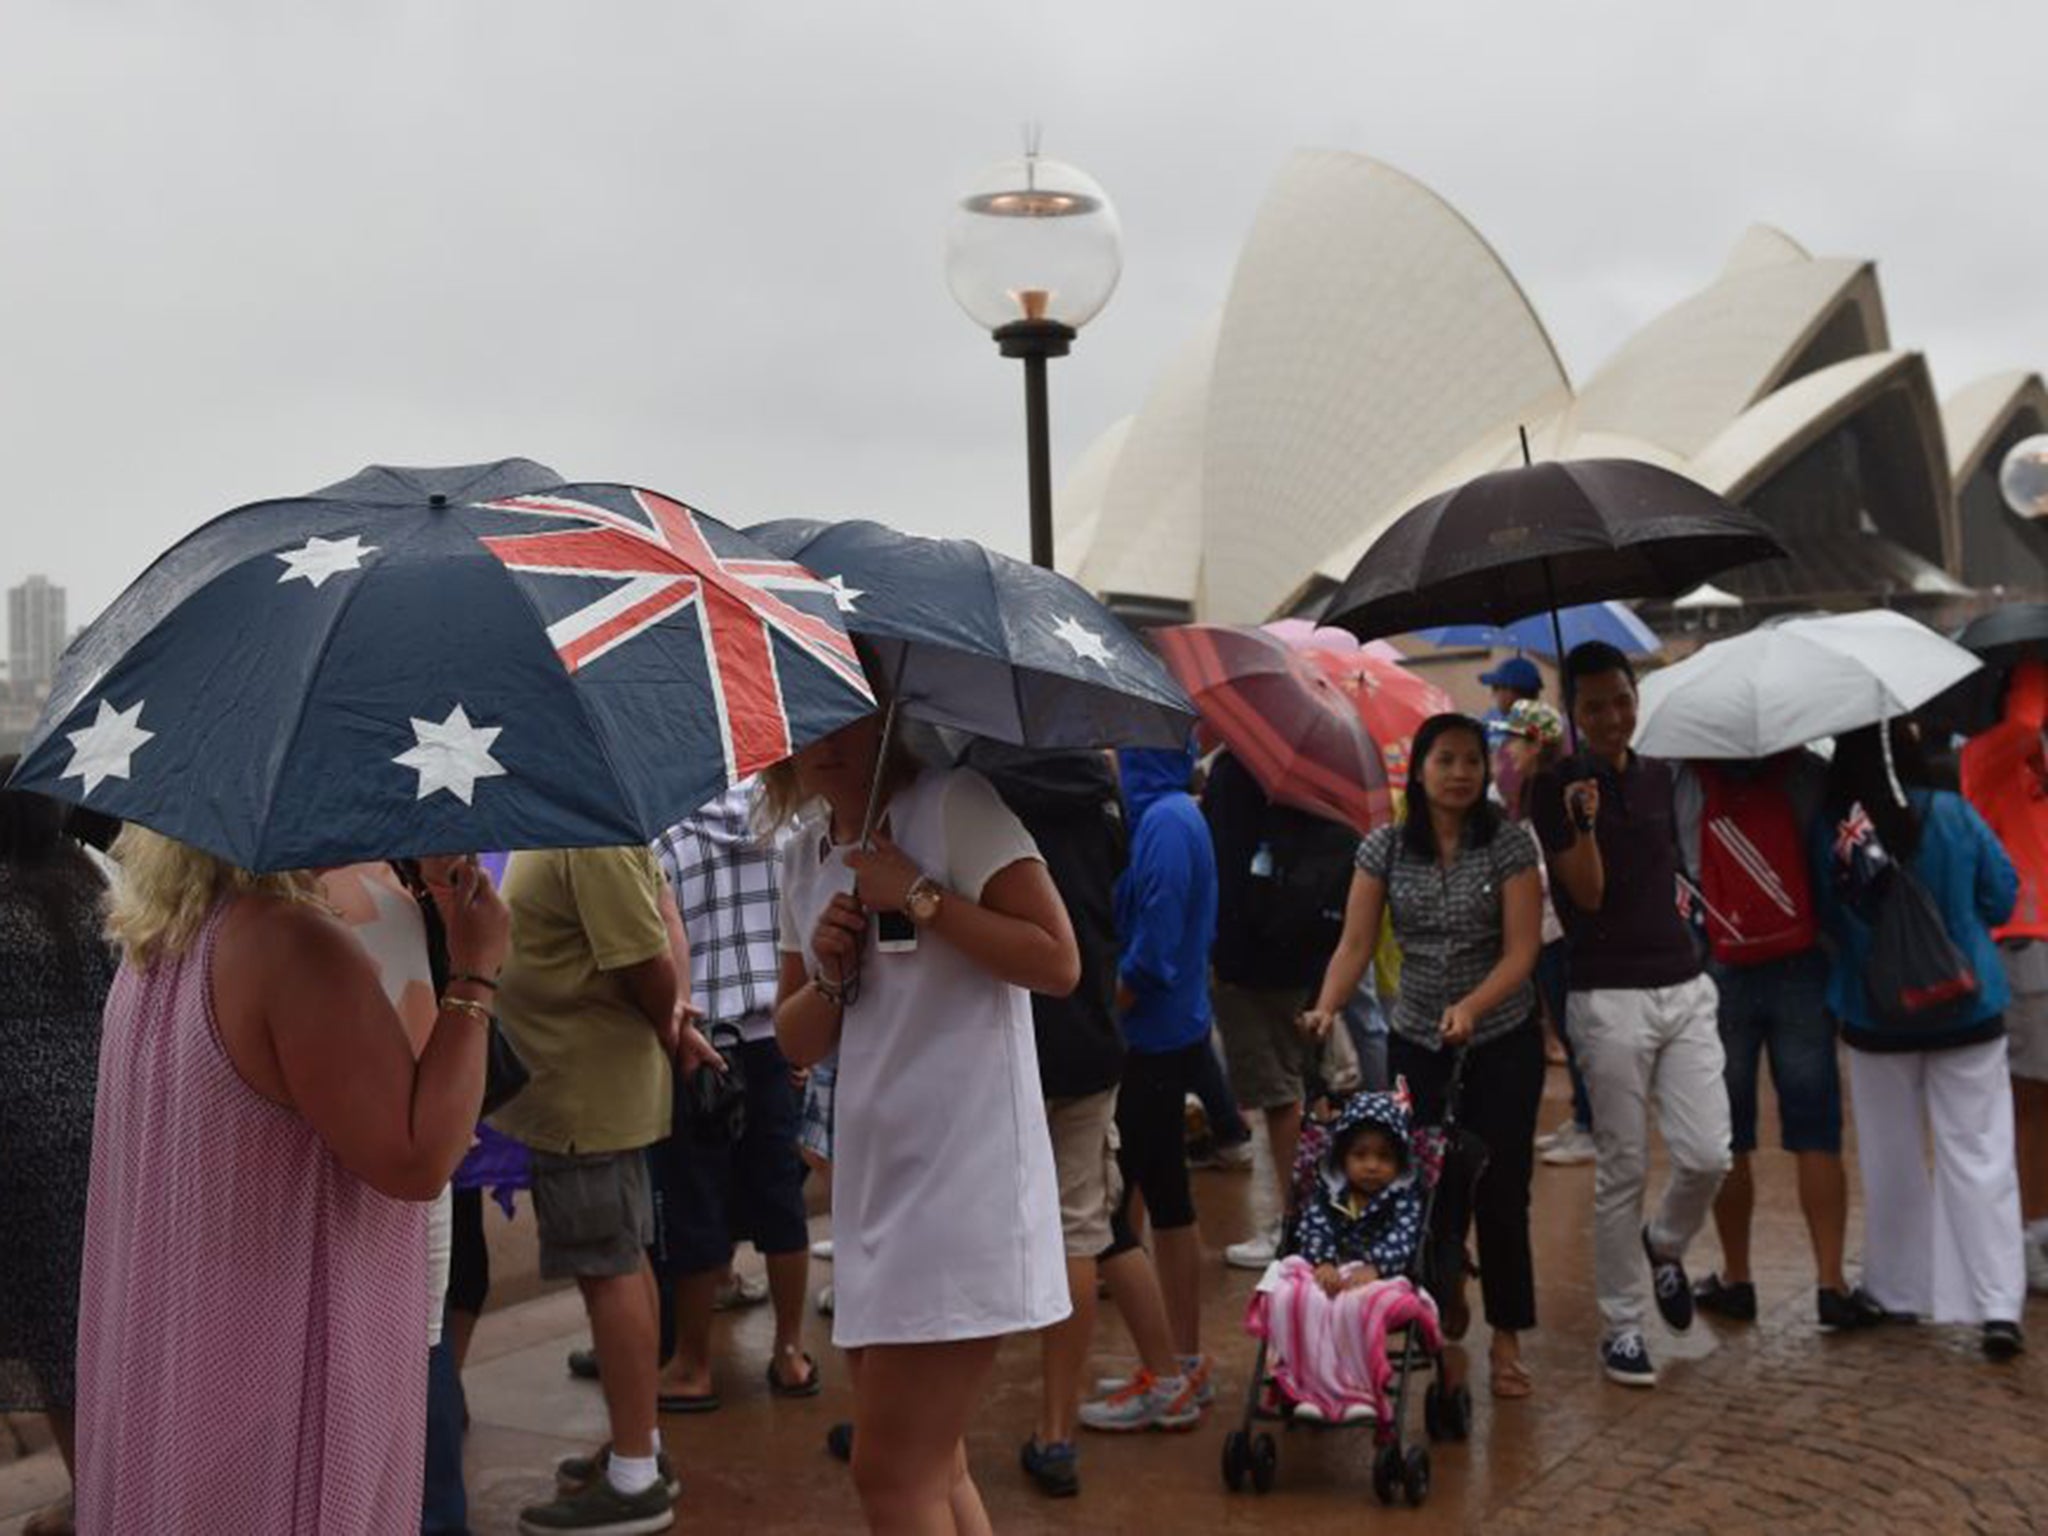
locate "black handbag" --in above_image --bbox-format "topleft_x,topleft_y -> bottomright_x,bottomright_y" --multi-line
685,1022 -> 749,1145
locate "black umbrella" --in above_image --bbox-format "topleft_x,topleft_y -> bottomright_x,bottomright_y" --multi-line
1320,456 -> 1785,644
1956,603 -> 2048,667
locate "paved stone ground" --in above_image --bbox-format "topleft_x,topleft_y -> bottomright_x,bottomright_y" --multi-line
7,1069 -> 2046,1533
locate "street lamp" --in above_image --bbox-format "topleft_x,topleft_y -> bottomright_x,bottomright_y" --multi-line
1999,433 -> 2048,518
945,145 -> 1122,569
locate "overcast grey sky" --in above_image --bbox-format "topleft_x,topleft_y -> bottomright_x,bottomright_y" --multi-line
4,0 -> 2043,624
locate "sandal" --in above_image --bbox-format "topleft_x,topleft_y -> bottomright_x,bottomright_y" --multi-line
657,1387 -> 722,1414
1490,1355 -> 1535,1399
768,1352 -> 822,1398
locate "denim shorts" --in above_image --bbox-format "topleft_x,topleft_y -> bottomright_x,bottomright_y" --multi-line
1712,950 -> 1841,1154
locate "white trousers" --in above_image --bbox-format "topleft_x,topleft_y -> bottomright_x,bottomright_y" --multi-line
1569,976 -> 1732,1334
1847,1038 -> 2025,1325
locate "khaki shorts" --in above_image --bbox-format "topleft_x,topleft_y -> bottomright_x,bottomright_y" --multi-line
1214,983 -> 1360,1108
2003,942 -> 2048,1083
531,1148 -> 655,1280
1045,1089 -> 1121,1258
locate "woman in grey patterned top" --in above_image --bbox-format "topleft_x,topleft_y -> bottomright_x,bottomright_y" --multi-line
1303,714 -> 1544,1400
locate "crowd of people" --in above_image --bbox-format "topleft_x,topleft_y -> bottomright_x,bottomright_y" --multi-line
2,630 -> 2043,1535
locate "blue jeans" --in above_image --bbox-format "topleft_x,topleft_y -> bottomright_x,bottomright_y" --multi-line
1342,984 -> 1390,1093
421,1329 -> 469,1535
1712,950 -> 1840,1154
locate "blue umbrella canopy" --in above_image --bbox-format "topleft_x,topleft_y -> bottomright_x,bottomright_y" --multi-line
8,462 -> 874,870
743,518 -> 1195,750
1417,601 -> 1661,657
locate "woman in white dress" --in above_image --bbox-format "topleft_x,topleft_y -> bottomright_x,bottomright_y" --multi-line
768,710 -> 1079,1535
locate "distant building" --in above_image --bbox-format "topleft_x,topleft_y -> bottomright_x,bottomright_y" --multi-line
1058,151 -> 2039,631
7,575 -> 67,692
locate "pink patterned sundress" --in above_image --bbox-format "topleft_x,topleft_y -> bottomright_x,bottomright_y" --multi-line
74,900 -> 429,1533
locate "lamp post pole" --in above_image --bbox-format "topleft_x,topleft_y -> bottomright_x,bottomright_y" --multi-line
996,318 -> 1074,569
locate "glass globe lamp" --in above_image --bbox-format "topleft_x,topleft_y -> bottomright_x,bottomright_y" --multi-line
2000,433 -> 2048,519
944,152 -> 1122,336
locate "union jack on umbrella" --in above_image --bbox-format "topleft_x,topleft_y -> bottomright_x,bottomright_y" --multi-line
7,460 -> 874,871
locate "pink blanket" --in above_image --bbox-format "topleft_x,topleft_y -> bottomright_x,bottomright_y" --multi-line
1245,1256 -> 1442,1423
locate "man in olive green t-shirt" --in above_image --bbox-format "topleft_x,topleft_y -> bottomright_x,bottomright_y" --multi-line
492,844 -> 680,1529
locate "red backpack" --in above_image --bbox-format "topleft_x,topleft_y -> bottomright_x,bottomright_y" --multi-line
1697,762 -> 1818,968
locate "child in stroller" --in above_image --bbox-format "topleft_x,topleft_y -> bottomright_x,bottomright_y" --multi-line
1225,1072 -> 1479,1505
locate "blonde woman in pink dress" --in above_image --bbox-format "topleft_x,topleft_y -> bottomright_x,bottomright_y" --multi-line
73,832 -> 507,1535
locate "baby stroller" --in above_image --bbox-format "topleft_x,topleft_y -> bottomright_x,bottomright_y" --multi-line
1220,1050 -> 1487,1508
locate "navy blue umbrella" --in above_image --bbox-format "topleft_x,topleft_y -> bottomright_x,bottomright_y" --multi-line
8,461 -> 874,871
743,517 -> 1195,750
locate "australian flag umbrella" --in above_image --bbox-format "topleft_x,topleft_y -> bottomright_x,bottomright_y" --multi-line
742,518 -> 1195,750
6,461 -> 875,871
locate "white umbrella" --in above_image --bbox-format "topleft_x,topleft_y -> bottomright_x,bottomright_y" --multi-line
1634,610 -> 1982,761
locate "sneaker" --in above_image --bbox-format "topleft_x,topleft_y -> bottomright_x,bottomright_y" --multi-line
1180,1353 -> 1215,1407
1190,1138 -> 1256,1172
555,1446 -> 682,1501
1983,1320 -> 2026,1361
811,1238 -> 835,1262
1225,1224 -> 1281,1270
1600,1330 -> 1657,1388
1816,1286 -> 1886,1332
1693,1273 -> 1757,1323
1540,1124 -> 1597,1166
517,1474 -> 674,1535
1642,1228 -> 1694,1332
825,1422 -> 854,1462
713,1271 -> 769,1311
815,1285 -> 834,1317
2026,1235 -> 2048,1296
1019,1436 -> 1080,1497
1292,1400 -> 1328,1423
1078,1370 -> 1201,1432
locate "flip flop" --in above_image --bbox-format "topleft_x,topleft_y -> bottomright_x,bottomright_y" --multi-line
769,1353 -> 823,1398
1490,1356 -> 1535,1399
657,1389 -> 722,1414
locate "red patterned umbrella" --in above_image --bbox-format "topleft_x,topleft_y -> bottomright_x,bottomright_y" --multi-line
1311,649 -> 1454,780
1155,624 -> 1393,834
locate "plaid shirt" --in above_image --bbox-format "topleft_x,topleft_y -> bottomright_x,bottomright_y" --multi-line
653,780 -> 784,1036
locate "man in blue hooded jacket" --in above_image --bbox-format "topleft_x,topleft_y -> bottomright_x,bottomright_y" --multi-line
1079,744 -> 1220,1433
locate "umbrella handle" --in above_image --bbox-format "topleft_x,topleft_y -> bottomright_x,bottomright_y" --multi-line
857,646 -> 912,851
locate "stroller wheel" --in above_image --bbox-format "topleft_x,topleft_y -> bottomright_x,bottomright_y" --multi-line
1402,1445 -> 1432,1506
1372,1443 -> 1402,1505
1448,1382 -> 1474,1440
1221,1430 -> 1249,1493
1249,1432 -> 1278,1494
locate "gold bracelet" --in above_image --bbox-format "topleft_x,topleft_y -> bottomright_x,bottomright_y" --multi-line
439,996 -> 493,1025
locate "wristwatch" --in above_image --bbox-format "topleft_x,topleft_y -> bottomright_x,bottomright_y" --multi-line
905,874 -> 944,927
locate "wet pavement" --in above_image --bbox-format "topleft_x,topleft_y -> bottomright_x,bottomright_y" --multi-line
7,1068 -> 2047,1533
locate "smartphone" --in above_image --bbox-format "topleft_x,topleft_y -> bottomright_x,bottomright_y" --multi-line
875,910 -> 919,954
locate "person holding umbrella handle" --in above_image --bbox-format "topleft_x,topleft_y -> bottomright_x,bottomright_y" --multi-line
767,709 -> 1080,1535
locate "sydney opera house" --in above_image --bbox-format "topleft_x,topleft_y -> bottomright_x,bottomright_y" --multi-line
1056,150 -> 2048,632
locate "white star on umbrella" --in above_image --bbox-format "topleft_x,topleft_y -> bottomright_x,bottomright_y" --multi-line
824,574 -> 864,613
62,698 -> 156,796
1051,615 -> 1114,667
393,704 -> 507,805
276,534 -> 379,589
